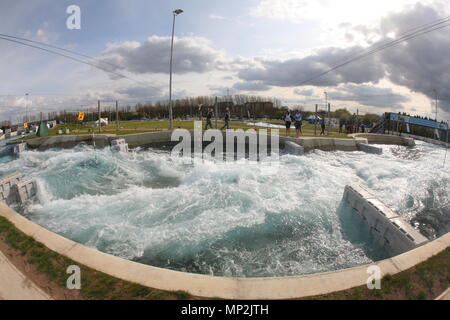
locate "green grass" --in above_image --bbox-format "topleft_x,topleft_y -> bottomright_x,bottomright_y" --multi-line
0,216 -> 192,300
306,247 -> 450,300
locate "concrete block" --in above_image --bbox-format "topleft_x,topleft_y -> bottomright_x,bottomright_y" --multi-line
10,179 -> 37,205
356,143 -> 383,155
13,143 -> 27,155
403,137 -> 415,147
343,184 -> 428,256
334,139 -> 357,148
354,137 -> 369,144
0,173 -> 21,203
111,139 -> 129,153
284,141 -> 304,155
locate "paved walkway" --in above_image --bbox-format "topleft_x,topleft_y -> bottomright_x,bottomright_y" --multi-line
436,288 -> 450,300
0,250 -> 51,300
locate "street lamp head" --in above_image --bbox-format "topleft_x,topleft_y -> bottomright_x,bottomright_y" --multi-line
173,9 -> 183,15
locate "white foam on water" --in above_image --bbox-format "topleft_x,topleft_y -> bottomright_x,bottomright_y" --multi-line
0,140 -> 448,277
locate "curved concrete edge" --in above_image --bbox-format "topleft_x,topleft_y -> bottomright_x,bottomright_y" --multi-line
0,202 -> 449,300
19,131 -> 363,153
436,287 -> 450,300
17,131 -> 420,155
400,133 -> 449,148
27,134 -> 113,150
350,133 -> 415,146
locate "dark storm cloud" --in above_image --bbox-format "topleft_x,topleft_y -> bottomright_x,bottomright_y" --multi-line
379,3 -> 450,112
237,45 -> 384,87
232,81 -> 271,91
236,3 -> 450,113
117,86 -> 163,98
328,84 -> 409,109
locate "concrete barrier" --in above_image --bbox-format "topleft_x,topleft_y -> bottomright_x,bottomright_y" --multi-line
0,173 -> 22,204
343,185 -> 428,256
111,139 -> 129,153
0,173 -> 37,206
11,179 -> 37,204
22,134 -> 112,150
284,141 -> 304,155
401,133 -> 450,148
17,131 -> 359,153
16,131 -> 420,155
13,143 -> 27,155
356,143 -> 383,155
351,134 -> 415,147
118,131 -> 173,149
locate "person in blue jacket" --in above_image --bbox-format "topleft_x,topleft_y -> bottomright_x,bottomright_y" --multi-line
294,111 -> 303,138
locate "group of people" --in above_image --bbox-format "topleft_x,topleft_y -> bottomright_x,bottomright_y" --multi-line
397,112 -> 437,122
340,123 -> 366,134
283,111 -> 304,138
204,108 -> 231,131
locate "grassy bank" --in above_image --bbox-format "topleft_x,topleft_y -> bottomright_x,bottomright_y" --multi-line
306,247 -> 450,300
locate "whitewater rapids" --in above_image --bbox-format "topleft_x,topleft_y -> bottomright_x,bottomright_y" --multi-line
0,141 -> 448,277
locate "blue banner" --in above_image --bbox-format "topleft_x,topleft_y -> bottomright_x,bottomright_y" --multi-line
389,113 -> 447,130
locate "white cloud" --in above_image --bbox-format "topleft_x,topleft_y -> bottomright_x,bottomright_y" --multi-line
98,36 -> 223,75
251,0 -> 439,26
209,14 -> 227,20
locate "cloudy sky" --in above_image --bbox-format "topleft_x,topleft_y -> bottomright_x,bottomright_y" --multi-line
1,0 -> 450,122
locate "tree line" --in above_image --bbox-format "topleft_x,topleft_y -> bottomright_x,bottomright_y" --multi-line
9,94 -> 381,127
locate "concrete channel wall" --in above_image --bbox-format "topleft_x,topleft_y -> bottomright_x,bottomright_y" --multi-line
11,131 -> 369,153
343,185 -> 428,256
401,133 -> 450,148
20,134 -> 112,150
351,133 -> 415,147
0,202 -> 448,299
0,173 -> 21,203
356,143 -> 383,155
0,173 -> 37,206
9,131 -> 419,154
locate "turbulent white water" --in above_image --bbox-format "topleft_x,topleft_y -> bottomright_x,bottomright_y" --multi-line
0,141 -> 448,277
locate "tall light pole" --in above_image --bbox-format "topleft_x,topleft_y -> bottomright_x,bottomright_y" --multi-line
169,9 -> 184,130
25,93 -> 29,124
433,89 -> 438,122
324,91 -> 329,134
